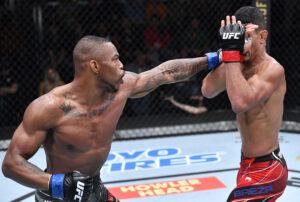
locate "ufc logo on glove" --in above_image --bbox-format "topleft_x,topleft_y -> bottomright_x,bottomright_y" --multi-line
222,33 -> 240,39
219,23 -> 245,62
74,181 -> 85,201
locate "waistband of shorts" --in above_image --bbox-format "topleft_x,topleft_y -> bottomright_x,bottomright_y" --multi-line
44,169 -> 100,181
242,147 -> 280,162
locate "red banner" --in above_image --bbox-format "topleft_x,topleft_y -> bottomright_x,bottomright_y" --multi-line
108,177 -> 226,200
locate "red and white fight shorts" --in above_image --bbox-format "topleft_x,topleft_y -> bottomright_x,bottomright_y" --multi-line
227,147 -> 288,202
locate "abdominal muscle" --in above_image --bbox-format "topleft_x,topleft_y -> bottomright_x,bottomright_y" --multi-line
237,102 -> 282,158
44,133 -> 113,177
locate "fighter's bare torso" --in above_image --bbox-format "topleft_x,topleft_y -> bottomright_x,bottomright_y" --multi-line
237,55 -> 286,157
41,77 -> 132,177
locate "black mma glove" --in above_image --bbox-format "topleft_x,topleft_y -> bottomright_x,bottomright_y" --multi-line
219,23 -> 245,62
49,171 -> 94,202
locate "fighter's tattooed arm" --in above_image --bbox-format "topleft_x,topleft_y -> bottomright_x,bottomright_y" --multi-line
20,158 -> 44,175
129,57 -> 208,98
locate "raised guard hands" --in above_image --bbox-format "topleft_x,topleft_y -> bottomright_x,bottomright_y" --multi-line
219,16 -> 245,63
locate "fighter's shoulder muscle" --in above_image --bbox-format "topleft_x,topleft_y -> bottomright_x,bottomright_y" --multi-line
123,71 -> 139,83
120,71 -> 139,91
23,91 -> 63,131
263,57 -> 285,83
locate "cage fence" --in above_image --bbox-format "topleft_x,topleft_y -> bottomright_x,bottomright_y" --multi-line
0,0 -> 300,150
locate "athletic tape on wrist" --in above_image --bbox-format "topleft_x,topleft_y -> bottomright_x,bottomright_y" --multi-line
51,174 -> 65,199
205,52 -> 219,70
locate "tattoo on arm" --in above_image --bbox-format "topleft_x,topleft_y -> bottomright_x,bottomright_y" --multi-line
141,58 -> 206,94
162,59 -> 207,81
20,159 -> 44,175
160,61 -> 191,81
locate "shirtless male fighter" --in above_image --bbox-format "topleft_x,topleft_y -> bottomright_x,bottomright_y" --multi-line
2,35 -> 220,202
202,6 -> 288,201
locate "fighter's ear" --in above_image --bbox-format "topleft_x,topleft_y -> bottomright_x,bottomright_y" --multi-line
260,30 -> 268,44
90,60 -> 101,74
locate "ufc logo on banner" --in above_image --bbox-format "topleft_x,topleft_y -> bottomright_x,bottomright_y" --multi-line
223,33 -> 240,39
74,181 -> 85,201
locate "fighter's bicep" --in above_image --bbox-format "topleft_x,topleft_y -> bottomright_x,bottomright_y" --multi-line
248,66 -> 284,103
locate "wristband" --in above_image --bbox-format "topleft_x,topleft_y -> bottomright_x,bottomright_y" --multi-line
205,52 -> 219,70
50,174 -> 65,199
222,51 -> 241,62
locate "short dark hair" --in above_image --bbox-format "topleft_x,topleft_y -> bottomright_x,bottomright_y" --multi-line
79,35 -> 111,44
73,35 -> 111,61
73,35 -> 111,55
234,6 -> 266,30
73,35 -> 112,76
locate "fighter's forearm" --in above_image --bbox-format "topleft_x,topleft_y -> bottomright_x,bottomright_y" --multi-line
202,63 -> 226,98
130,57 -> 208,98
2,154 -> 51,190
158,57 -> 208,84
225,63 -> 255,112
170,99 -> 206,114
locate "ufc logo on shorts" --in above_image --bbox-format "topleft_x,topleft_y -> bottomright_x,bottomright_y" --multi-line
223,33 -> 240,39
74,181 -> 85,201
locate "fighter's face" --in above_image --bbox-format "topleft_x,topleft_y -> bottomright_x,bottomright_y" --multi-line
242,23 -> 267,63
242,34 -> 255,62
99,42 -> 125,92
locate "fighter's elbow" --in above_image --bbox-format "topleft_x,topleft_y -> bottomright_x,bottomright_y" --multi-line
201,83 -> 214,99
2,160 -> 11,177
231,100 -> 249,114
2,156 -> 17,178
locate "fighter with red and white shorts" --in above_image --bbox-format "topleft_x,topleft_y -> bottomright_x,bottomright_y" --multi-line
202,6 -> 288,202
227,148 -> 288,202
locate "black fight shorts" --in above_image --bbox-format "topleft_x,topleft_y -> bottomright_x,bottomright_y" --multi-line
35,175 -> 119,202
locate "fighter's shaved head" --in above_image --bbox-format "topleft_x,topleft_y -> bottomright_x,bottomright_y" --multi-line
73,35 -> 111,76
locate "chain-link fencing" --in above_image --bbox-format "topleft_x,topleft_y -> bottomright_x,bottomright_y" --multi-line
0,0 -> 299,147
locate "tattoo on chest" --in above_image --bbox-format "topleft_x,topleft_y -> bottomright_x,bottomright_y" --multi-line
63,92 -> 74,100
59,93 -> 115,117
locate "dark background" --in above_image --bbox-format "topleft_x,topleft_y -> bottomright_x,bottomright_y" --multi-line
0,0 -> 299,138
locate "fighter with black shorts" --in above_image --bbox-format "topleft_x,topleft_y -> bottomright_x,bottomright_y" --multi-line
35,172 -> 118,202
2,35 -> 220,201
